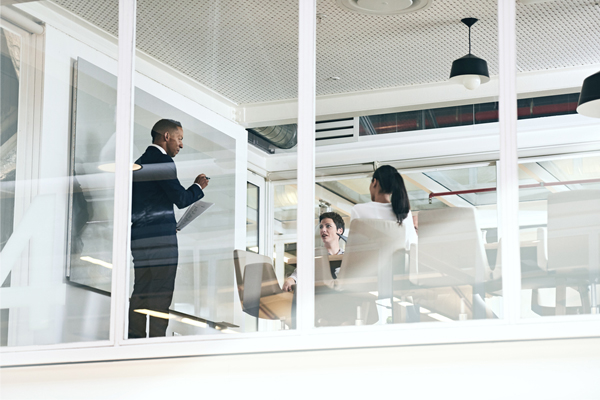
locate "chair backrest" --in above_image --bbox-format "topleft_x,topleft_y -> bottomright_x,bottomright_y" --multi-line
233,250 -> 280,303
547,189 -> 600,273
415,207 -> 491,286
314,247 -> 335,289
335,219 -> 407,298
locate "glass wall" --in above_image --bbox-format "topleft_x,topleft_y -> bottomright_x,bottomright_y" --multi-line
1,9 -> 116,346
311,0 -> 500,326
1,26 -> 22,347
246,182 -> 259,253
517,154 -> 600,317
124,0 -> 299,338
516,2 -> 600,318
2,0 -> 600,364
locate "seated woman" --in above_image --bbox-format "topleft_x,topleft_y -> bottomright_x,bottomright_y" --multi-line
282,211 -> 345,292
350,164 -> 418,249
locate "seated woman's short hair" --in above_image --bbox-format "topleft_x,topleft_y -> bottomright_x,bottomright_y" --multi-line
319,211 -> 345,235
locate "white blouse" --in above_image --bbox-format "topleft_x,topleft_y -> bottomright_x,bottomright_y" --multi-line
350,202 -> 418,249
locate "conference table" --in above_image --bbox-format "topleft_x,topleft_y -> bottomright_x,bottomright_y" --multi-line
284,239 -> 594,320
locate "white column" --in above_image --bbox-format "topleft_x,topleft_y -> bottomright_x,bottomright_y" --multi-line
498,0 -> 521,322
295,0 -> 317,331
112,0 -> 136,344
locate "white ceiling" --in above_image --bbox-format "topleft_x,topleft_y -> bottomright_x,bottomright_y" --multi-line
52,0 -> 600,105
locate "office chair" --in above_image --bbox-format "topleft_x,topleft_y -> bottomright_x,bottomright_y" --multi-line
536,189 -> 600,314
332,218 -> 410,324
233,250 -> 293,326
414,207 -> 495,319
311,246 -> 374,326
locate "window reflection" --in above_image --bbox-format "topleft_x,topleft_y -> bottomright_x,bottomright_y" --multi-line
246,182 -> 259,253
270,164 -> 502,326
128,94 -> 238,339
1,27 -> 21,347
519,155 -> 600,317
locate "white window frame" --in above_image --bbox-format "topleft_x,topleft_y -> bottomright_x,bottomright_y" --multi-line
0,17 -> 45,347
246,171 -> 266,256
2,0 -> 600,367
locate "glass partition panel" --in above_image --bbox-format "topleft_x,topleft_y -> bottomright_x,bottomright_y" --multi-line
516,1 -> 600,318
1,6 -> 117,346
273,182 -> 298,268
129,86 -> 239,338
311,164 -> 500,326
518,154 -> 600,317
313,0 -> 500,327
67,58 -> 116,294
125,0 -> 299,338
1,26 -> 23,347
246,182 -> 259,253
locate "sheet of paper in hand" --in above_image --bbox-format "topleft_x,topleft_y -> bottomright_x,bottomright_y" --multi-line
176,201 -> 214,231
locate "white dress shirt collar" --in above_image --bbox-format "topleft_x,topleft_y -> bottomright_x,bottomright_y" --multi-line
150,144 -> 167,155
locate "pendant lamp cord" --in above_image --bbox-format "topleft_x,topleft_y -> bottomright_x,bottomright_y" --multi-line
468,25 -> 472,54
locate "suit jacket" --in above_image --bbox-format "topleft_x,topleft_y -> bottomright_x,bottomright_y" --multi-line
131,146 -> 204,242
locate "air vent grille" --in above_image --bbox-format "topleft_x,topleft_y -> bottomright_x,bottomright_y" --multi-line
316,118 -> 358,145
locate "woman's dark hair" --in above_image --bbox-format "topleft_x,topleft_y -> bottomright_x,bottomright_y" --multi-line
372,165 -> 410,225
319,212 -> 345,235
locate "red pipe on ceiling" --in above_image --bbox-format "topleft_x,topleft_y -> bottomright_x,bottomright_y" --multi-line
428,178 -> 600,203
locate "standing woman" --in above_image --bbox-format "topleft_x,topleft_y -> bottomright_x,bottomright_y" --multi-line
350,165 -> 418,248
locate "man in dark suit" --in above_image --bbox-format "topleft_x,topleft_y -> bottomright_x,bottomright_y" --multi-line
128,119 -> 209,339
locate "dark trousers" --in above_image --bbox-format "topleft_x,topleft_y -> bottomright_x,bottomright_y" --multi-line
128,236 -> 178,339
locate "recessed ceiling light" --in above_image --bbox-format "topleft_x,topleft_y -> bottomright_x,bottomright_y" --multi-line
216,326 -> 237,334
98,163 -> 142,172
428,313 -> 453,322
134,309 -> 174,319
181,318 -> 207,328
336,0 -> 433,16
80,256 -> 112,269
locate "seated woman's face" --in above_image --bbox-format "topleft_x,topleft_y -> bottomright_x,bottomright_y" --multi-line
319,218 -> 342,246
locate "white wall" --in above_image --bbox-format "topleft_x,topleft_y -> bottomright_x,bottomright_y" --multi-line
2,337 -> 599,399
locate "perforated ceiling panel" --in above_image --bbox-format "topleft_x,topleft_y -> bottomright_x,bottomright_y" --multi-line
52,0 -> 600,105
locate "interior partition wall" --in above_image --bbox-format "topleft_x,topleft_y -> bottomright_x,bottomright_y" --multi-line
1,8 -> 121,347
515,1 -> 600,319
1,0 -> 599,366
310,0 -> 502,328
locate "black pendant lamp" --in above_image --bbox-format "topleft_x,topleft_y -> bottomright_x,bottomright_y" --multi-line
450,18 -> 490,90
576,70 -> 600,118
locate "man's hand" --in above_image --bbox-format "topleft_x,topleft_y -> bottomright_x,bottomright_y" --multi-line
282,277 -> 296,292
195,173 -> 209,189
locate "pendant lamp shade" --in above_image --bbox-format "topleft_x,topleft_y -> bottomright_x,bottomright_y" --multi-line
450,54 -> 490,89
576,71 -> 600,118
449,18 -> 490,90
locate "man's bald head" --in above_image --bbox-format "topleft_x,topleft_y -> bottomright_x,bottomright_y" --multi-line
151,119 -> 182,143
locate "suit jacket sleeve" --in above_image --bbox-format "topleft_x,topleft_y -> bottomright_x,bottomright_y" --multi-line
156,160 -> 204,209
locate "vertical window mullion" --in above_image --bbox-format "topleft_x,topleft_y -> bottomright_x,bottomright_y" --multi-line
498,0 -> 521,323
295,0 -> 317,331
112,0 -> 136,344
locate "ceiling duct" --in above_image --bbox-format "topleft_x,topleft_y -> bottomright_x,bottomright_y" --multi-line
248,118 -> 360,150
247,124 -> 297,150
